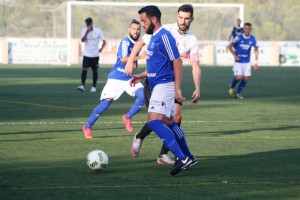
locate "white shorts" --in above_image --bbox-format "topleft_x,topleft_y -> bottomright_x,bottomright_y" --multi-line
148,82 -> 175,118
100,79 -> 143,100
233,62 -> 251,77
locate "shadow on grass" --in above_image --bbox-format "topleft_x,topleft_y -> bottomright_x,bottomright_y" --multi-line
0,148 -> 299,199
187,125 -> 300,136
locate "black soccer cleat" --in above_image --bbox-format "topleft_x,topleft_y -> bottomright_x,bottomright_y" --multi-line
170,157 -> 192,176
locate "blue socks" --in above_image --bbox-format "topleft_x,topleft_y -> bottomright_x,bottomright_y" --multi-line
230,76 -> 240,88
125,87 -> 144,119
86,99 -> 112,128
168,121 -> 193,158
236,80 -> 247,94
148,120 -> 186,159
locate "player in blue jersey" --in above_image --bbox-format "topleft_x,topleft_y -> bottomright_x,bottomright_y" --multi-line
130,5 -> 193,175
82,19 -> 147,139
228,22 -> 259,99
228,18 -> 243,42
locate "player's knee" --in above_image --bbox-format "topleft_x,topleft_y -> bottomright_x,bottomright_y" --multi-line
235,75 -> 242,80
174,113 -> 182,124
243,77 -> 249,81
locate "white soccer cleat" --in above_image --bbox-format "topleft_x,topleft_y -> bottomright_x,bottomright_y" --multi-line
131,133 -> 143,158
157,154 -> 175,166
90,86 -> 97,92
77,85 -> 85,92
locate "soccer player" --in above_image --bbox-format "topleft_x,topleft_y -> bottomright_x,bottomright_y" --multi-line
77,17 -> 106,92
125,4 -> 200,166
228,22 -> 259,99
130,5 -> 193,175
82,19 -> 146,139
228,18 -> 243,42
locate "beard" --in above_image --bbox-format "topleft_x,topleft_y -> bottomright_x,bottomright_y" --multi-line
177,22 -> 190,32
129,32 -> 140,41
145,22 -> 155,34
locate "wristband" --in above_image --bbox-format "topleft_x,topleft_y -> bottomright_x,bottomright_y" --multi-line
253,60 -> 258,65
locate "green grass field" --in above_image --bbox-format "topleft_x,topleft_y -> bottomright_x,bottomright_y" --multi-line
0,64 -> 300,200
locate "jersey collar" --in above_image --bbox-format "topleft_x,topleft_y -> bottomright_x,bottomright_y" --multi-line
153,27 -> 163,36
127,35 -> 138,44
242,33 -> 251,39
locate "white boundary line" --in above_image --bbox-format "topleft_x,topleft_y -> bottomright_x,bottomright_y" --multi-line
0,120 -> 298,125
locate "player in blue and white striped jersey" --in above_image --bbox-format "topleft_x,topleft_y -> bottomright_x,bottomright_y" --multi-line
82,19 -> 147,139
228,22 -> 259,99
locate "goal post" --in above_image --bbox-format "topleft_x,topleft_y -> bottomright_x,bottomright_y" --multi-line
66,1 -> 244,66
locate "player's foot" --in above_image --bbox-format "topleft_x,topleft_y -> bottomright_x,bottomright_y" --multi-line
122,115 -> 133,133
83,124 -> 93,139
235,93 -> 244,99
157,154 -> 175,166
185,156 -> 198,169
77,85 -> 85,92
229,87 -> 235,97
131,133 -> 143,157
90,87 -> 96,93
170,157 -> 192,176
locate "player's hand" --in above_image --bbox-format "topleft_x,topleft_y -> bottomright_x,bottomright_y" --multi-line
175,88 -> 185,103
253,64 -> 259,71
125,62 -> 134,75
191,89 -> 200,104
234,55 -> 240,62
130,74 -> 144,87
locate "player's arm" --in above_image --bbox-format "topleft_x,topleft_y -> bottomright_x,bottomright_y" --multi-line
173,58 -> 185,103
124,38 -> 146,75
99,40 -> 107,53
120,51 -> 147,63
253,47 -> 259,71
228,43 -> 240,61
191,60 -> 201,104
81,27 -> 91,42
130,70 -> 147,87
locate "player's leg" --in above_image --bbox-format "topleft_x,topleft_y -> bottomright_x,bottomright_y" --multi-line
90,57 -> 99,92
146,82 -> 192,175
122,82 -> 145,133
235,63 -> 251,99
229,62 -> 243,97
83,79 -> 126,139
78,56 -> 89,91
131,79 -> 152,157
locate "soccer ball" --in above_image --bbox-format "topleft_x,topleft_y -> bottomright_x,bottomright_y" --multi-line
86,149 -> 109,171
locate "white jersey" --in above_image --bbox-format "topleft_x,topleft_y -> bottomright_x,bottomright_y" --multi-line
81,27 -> 105,57
143,23 -> 199,63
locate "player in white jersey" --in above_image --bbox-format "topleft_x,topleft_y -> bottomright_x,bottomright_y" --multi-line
125,4 -> 201,167
82,19 -> 146,139
77,17 -> 106,93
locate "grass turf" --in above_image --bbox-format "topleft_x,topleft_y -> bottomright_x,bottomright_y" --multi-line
0,64 -> 300,199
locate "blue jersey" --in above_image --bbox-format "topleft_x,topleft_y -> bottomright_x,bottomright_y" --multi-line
108,36 -> 139,80
146,28 -> 180,90
232,34 -> 258,63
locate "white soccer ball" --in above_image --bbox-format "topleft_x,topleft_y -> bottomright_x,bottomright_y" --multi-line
86,149 -> 109,171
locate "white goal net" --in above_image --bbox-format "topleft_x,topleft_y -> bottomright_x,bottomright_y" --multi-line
67,1 -> 244,65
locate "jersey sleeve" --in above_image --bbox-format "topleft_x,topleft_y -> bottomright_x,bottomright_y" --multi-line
98,28 -> 105,40
253,37 -> 259,49
161,33 -> 180,61
121,40 -> 129,58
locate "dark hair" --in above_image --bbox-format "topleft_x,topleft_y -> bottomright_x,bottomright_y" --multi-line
130,19 -> 140,26
138,5 -> 161,22
85,17 -> 93,25
244,22 -> 252,27
178,4 -> 194,17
